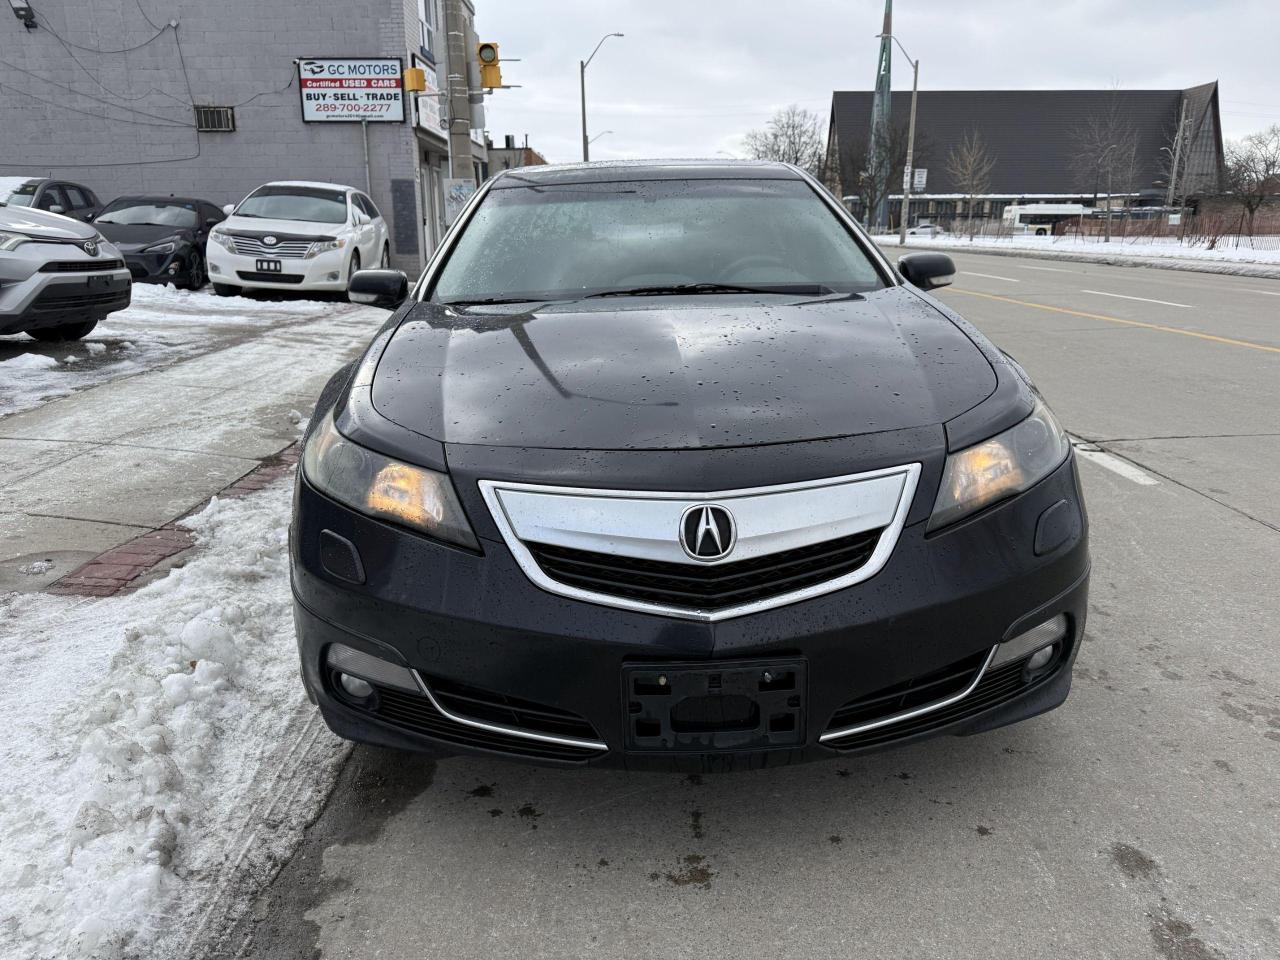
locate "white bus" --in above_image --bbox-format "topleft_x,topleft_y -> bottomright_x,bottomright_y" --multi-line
1002,203 -> 1091,236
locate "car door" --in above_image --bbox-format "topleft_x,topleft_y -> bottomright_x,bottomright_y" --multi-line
36,184 -> 70,216
361,194 -> 388,263
60,184 -> 97,222
352,194 -> 376,264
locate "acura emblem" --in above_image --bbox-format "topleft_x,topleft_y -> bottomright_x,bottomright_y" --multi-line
679,504 -> 736,561
262,235 -> 278,246
82,240 -> 98,256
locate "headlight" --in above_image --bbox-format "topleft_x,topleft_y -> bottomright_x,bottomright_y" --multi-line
209,229 -> 235,253
302,413 -> 479,550
928,398 -> 1070,531
0,229 -> 30,251
305,237 -> 346,259
143,240 -> 176,255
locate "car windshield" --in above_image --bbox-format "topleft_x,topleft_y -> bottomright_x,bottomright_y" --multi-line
1,181 -> 38,207
234,186 -> 349,224
431,178 -> 886,304
96,201 -> 198,227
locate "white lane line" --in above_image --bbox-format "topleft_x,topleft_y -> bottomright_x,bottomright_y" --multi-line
965,271 -> 1021,282
1243,288 -> 1280,297
1071,441 -> 1160,486
1016,264 -> 1073,273
1080,289 -> 1192,309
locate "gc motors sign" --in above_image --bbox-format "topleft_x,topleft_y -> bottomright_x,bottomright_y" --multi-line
298,58 -> 404,123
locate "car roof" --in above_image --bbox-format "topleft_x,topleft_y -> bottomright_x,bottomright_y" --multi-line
488,158 -> 806,188
255,180 -> 357,192
107,195 -> 208,205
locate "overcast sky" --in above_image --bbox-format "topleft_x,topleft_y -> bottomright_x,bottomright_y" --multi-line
477,0 -> 1279,164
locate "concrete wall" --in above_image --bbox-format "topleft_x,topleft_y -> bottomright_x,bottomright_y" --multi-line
0,0 -> 430,272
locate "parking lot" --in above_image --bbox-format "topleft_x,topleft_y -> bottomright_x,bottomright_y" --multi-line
196,251 -> 1278,960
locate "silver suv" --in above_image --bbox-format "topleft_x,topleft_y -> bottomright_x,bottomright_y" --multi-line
0,200 -> 131,342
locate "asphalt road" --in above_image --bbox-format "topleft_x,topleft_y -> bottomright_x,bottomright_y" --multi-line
225,252 -> 1278,960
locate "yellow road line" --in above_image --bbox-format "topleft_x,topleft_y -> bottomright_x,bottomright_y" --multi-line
950,288 -> 1280,356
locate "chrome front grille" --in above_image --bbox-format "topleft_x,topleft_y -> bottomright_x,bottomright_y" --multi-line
480,465 -> 921,621
228,235 -> 314,259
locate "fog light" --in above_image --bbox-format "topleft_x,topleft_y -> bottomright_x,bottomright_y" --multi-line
338,672 -> 374,699
325,271 -> 340,281
993,614 -> 1068,667
1027,644 -> 1057,672
209,263 -> 221,274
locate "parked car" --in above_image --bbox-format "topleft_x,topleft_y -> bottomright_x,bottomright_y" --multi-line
0,198 -> 131,341
0,176 -> 103,222
291,159 -> 1089,770
905,222 -> 949,237
206,181 -> 389,296
93,195 -> 224,289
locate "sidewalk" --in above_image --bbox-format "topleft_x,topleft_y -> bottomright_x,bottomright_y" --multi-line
0,303 -> 380,593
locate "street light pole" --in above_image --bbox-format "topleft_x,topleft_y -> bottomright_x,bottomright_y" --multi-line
879,33 -> 919,246
580,32 -> 623,162
1099,142 -> 1117,244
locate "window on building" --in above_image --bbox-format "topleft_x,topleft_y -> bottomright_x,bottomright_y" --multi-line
194,106 -> 236,132
418,0 -> 437,58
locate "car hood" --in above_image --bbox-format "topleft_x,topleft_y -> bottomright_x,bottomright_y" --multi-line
369,287 -> 998,451
218,214 -> 345,237
95,222 -> 190,249
0,204 -> 97,241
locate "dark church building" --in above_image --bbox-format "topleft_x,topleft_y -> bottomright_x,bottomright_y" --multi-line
824,82 -> 1225,228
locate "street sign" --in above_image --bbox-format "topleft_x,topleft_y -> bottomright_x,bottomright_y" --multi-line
913,168 -> 927,191
298,58 -> 405,123
1168,212 -> 1182,226
412,57 -> 443,131
903,167 -> 912,191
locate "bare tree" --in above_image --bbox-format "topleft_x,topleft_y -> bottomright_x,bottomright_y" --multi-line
1070,88 -> 1141,217
742,105 -> 826,175
1224,124 -> 1280,241
945,128 -> 996,239
839,120 -> 924,228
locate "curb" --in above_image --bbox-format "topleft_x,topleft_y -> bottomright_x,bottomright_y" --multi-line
46,443 -> 301,597
875,241 -> 1280,280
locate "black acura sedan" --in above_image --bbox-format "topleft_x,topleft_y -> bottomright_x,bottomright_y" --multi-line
92,196 -> 224,288
292,160 -> 1089,770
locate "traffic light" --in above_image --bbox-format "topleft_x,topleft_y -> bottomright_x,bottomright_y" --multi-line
476,42 -> 502,88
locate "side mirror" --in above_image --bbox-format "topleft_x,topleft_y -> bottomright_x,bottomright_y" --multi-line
222,203 -> 236,216
897,253 -> 955,291
204,217 -> 220,228
348,269 -> 408,309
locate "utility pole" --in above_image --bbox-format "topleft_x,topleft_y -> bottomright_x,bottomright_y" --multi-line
1166,100 -> 1188,208
444,0 -> 474,179
866,0 -> 894,230
879,31 -> 918,246
579,32 -> 623,162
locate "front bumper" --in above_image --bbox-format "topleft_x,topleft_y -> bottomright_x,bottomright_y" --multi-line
0,246 -> 131,334
122,248 -> 187,283
291,454 -> 1090,771
205,243 -> 348,292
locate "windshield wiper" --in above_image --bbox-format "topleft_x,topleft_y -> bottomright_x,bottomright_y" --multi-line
585,282 -> 831,298
443,296 -> 550,307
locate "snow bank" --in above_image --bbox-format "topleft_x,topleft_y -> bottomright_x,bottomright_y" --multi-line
879,233 -> 1280,270
0,481 -> 348,959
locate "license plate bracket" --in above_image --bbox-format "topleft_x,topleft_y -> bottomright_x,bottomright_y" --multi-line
255,259 -> 282,272
622,658 -> 806,751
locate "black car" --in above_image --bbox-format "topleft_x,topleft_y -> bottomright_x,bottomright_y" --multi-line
291,160 -> 1089,771
92,196 -> 224,288
0,177 -> 102,221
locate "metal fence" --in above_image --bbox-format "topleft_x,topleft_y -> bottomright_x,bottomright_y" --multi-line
933,210 -> 1280,252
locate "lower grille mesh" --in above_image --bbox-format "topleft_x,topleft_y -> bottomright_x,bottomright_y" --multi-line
366,679 -> 604,762
527,528 -> 884,611
823,658 -> 1038,751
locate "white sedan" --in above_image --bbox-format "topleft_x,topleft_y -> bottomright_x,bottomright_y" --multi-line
206,181 -> 390,295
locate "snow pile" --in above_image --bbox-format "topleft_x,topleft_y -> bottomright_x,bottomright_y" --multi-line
884,233 -> 1280,267
2,352 -> 59,371
0,481 -> 347,959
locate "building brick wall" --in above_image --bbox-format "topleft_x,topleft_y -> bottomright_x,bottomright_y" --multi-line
0,0 -> 430,272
